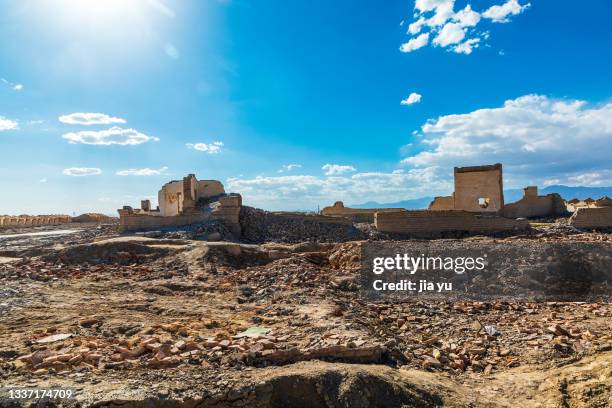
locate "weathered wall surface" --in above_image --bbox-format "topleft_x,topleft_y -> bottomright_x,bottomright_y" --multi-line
321,201 -> 403,222
117,211 -> 208,232
374,210 -> 529,237
211,194 -> 242,236
158,180 -> 183,217
569,207 -> 612,229
454,164 -> 503,213
428,196 -> 454,210
0,215 -> 72,228
197,180 -> 225,199
502,193 -> 567,219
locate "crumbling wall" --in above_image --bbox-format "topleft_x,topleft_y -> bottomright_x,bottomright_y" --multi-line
197,180 -> 225,199
117,209 -> 208,232
158,180 -> 183,217
428,196 -> 454,210
0,215 -> 72,228
502,189 -> 567,219
569,207 -> 612,229
374,210 -> 529,237
211,194 -> 242,236
321,201 -> 403,222
453,163 -> 504,212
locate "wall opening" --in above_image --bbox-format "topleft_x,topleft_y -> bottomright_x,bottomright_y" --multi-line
478,197 -> 490,209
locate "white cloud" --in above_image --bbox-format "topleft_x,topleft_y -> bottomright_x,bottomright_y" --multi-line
0,116 -> 19,131
408,17 -> 425,34
415,0 -> 451,13
186,141 -> 224,154
63,167 -> 102,177
401,94 -> 612,187
164,43 -> 179,59
226,167 -> 452,211
1,78 -> 23,92
482,0 -> 530,23
322,164 -> 357,176
453,38 -> 480,54
62,127 -> 159,145
59,113 -> 127,126
566,172 -> 612,187
39,178 -> 47,183
433,22 -> 465,47
278,164 -> 302,173
399,33 -> 429,53
454,5 -> 480,27
401,92 -> 422,105
147,0 -> 175,17
116,166 -> 168,176
401,0 -> 529,55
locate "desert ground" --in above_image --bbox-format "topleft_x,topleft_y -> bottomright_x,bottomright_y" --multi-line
0,220 -> 610,407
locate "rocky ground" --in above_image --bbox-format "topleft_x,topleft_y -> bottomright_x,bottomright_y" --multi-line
0,222 -> 610,407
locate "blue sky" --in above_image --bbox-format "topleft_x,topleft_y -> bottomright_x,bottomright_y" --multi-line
1,0 -> 611,214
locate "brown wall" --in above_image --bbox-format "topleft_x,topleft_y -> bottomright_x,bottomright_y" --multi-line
321,202 -> 403,222
569,207 -> 612,229
454,164 -> 504,212
428,196 -> 454,210
0,215 -> 72,228
502,193 -> 567,219
375,210 -> 529,237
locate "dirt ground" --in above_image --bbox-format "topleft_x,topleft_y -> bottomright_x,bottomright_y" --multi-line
0,223 -> 610,407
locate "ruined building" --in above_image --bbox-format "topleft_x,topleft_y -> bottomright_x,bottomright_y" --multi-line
117,174 -> 242,235
429,163 -> 504,212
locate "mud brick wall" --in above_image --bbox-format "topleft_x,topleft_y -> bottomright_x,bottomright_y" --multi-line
502,193 -> 567,219
569,207 -> 612,229
454,164 -> 504,213
321,202 -> 404,223
374,210 -> 529,237
211,194 -> 243,236
0,215 -> 72,228
272,212 -> 354,225
118,212 -> 208,232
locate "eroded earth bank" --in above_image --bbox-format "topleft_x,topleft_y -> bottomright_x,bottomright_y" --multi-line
0,222 -> 610,407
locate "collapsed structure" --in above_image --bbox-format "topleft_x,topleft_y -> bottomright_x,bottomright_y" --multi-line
117,174 -> 242,235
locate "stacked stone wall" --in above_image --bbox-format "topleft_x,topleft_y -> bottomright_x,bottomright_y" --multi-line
0,215 -> 72,228
375,210 -> 529,237
569,207 -> 612,229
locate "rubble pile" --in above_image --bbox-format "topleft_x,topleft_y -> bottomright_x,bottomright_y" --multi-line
239,206 -> 367,243
0,224 -> 610,406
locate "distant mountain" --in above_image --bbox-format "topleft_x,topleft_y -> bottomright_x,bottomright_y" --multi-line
349,185 -> 612,210
350,197 -> 434,209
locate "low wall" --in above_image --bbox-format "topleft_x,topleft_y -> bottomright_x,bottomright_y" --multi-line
321,202 -> 403,223
118,212 -> 208,232
374,210 -> 529,237
502,193 -> 567,219
0,215 -> 72,228
569,207 -> 612,229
